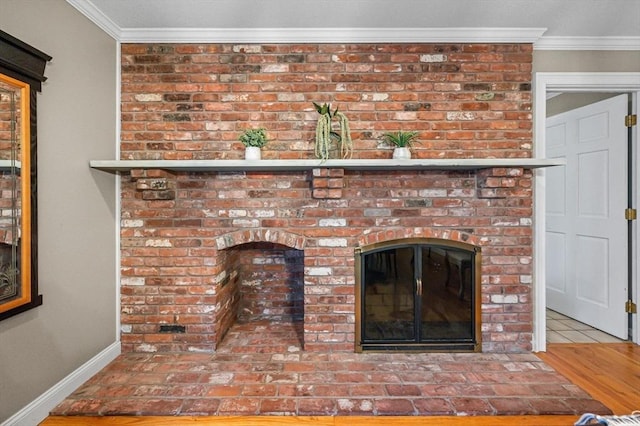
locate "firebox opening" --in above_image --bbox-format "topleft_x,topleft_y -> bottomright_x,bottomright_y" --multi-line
218,242 -> 305,348
355,238 -> 481,352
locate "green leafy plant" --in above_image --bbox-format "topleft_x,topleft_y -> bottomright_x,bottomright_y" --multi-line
238,127 -> 268,148
382,130 -> 419,148
313,102 -> 353,160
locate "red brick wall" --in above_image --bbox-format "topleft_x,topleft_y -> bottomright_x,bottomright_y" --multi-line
119,43 -> 534,353
121,43 -> 532,160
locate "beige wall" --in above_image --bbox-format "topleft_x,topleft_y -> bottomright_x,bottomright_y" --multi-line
546,93 -> 620,117
533,50 -> 640,73
0,0 -> 117,422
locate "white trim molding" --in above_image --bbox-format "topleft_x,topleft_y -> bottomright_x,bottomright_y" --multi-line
0,342 -> 121,426
117,27 -> 548,44
65,0 -> 638,49
535,36 -> 640,51
64,0 -> 548,44
536,72 -> 640,92
533,72 -> 640,352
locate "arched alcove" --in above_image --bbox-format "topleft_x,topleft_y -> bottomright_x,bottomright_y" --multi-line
213,229 -> 306,348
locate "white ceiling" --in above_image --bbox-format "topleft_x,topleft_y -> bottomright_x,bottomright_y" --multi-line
67,0 -> 640,49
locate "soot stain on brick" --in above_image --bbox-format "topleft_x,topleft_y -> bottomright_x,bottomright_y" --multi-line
232,65 -> 262,73
163,113 -> 191,122
404,103 -> 431,111
164,94 -> 191,102
177,103 -> 203,112
278,55 -> 305,63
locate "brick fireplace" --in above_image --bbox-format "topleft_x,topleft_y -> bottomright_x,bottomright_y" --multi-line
119,42 -> 534,354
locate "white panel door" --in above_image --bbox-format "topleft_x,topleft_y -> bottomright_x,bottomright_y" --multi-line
545,94 -> 628,339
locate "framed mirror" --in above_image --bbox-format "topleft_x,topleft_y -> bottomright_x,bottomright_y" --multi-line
0,30 -> 50,320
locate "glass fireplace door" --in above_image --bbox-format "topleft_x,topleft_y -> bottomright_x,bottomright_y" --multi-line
357,240 -> 480,352
360,246 -> 416,343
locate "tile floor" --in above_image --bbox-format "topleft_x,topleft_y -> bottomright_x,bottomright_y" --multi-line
546,309 -> 626,344
51,319 -> 612,417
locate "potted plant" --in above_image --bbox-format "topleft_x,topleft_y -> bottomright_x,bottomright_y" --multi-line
382,130 -> 419,160
239,127 -> 268,160
313,102 -> 353,161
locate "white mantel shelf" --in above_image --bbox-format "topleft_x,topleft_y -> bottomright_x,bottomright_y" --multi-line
0,160 -> 21,171
89,158 -> 565,173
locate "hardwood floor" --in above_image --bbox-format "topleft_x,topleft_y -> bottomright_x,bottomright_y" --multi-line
537,343 -> 640,415
40,343 -> 639,426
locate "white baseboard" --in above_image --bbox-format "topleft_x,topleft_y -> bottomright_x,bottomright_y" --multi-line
2,341 -> 121,426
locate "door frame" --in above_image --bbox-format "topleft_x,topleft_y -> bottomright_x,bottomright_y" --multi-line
533,72 -> 640,352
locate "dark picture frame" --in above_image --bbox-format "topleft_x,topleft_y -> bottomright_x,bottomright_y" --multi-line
0,29 -> 50,320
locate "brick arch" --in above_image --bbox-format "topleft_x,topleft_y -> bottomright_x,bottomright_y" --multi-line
358,227 -> 480,248
214,228 -> 306,251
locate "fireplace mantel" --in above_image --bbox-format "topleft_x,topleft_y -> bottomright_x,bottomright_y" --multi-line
0,160 -> 20,170
89,158 -> 564,173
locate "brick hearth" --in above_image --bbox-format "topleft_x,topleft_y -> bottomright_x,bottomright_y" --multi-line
119,42 -> 534,354
52,320 -> 611,417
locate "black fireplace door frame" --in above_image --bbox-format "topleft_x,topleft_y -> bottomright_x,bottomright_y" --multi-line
355,238 -> 481,352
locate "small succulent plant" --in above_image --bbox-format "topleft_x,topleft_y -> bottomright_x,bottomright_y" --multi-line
381,131 -> 419,148
238,127 -> 268,148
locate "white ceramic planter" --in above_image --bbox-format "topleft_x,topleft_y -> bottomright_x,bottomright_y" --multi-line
393,147 -> 411,160
245,146 -> 261,160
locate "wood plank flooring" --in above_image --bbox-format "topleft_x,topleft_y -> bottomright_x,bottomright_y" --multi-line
537,343 -> 640,415
40,343 -> 639,426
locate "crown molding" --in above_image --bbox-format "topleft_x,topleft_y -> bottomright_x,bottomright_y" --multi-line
66,0 -> 121,40
63,1 -> 548,44
116,27 -> 547,44
65,0 -> 639,50
535,36 -> 640,50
